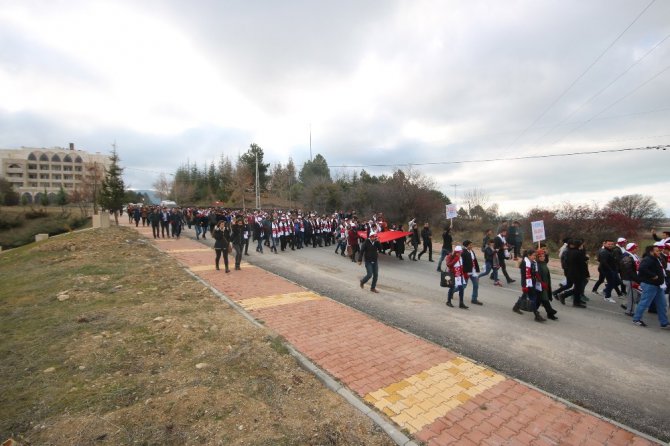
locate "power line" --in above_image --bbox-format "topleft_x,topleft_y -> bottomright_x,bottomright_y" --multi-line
550,64 -> 670,145
533,30 -> 670,144
504,0 -> 658,150
327,144 -> 667,169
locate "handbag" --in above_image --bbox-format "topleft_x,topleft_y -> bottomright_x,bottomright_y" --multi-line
518,293 -> 534,312
440,270 -> 454,288
346,245 -> 353,256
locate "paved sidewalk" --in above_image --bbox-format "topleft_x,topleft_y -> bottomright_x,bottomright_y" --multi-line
124,222 -> 661,446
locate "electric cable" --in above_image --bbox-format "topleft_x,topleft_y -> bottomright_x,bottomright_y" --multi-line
503,0 -> 658,150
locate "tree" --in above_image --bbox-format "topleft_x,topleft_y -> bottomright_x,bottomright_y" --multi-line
153,173 -> 172,202
57,186 -> 68,207
98,149 -> 125,224
239,143 -> 270,190
80,161 -> 104,214
0,178 -> 19,206
40,187 -> 49,207
605,194 -> 664,224
463,187 -> 489,216
299,154 -> 331,185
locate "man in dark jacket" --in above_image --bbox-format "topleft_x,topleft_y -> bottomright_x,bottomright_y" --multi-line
417,223 -> 433,261
493,230 -> 515,284
565,239 -> 589,308
358,232 -> 382,293
436,226 -> 453,272
632,245 -> 669,328
598,240 -> 620,303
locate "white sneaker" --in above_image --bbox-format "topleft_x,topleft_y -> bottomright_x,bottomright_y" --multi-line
604,297 -> 616,303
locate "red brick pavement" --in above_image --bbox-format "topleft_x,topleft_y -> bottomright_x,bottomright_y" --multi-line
120,221 -> 662,446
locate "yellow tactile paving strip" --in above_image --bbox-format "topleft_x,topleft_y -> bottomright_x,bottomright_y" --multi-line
190,265 -> 217,271
238,291 -> 324,311
364,356 -> 506,434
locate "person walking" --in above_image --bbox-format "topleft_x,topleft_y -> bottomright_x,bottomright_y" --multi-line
417,222 -> 433,261
445,246 -> 468,309
632,245 -> 669,328
231,215 -> 244,270
512,249 -> 546,322
494,229 -> 515,284
436,226 -> 453,272
408,224 -> 419,261
358,232 -> 382,293
461,240 -> 482,305
213,220 -> 231,273
620,242 -> 640,316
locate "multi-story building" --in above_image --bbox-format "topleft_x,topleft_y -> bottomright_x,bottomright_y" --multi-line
0,143 -> 111,204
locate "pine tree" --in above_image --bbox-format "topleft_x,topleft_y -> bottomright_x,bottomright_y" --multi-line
98,148 -> 125,225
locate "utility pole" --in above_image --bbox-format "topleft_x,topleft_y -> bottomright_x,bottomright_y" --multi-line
449,183 -> 460,206
255,150 -> 260,209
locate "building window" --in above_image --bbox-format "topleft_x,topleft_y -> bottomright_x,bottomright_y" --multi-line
63,166 -> 73,171
8,163 -> 22,169
40,182 -> 49,187
40,174 -> 49,180
12,182 -> 23,188
28,153 -> 37,161
40,164 -> 49,170
39,153 -> 49,161
75,156 -> 83,163
52,174 -> 61,180
74,166 -> 82,172
64,183 -> 73,188
28,173 -> 37,179
63,174 -> 73,180
29,182 -> 38,187
28,164 -> 37,170
74,174 -> 82,180
52,165 -> 61,171
63,154 -> 72,162
51,154 -> 61,162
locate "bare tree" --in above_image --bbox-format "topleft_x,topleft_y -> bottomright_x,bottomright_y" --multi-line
605,194 -> 664,222
463,187 -> 490,217
80,162 -> 104,215
152,173 -> 172,201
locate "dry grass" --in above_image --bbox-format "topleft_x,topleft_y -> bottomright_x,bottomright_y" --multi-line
0,227 -> 394,446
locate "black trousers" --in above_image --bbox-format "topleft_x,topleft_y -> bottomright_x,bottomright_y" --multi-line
215,248 -> 229,271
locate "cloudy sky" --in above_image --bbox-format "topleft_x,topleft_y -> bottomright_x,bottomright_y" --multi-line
1,0 -> 669,215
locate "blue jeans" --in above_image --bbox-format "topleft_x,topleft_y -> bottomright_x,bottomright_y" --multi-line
437,248 -> 451,271
634,283 -> 668,326
469,275 -> 479,302
361,261 -> 379,289
448,284 -> 464,303
603,270 -> 619,298
482,261 -> 492,277
256,238 -> 264,253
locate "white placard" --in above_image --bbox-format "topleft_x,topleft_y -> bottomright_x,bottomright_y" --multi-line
531,220 -> 546,243
446,204 -> 458,219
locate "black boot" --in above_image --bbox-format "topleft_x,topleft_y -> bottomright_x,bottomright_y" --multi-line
513,302 -> 522,314
534,311 -> 546,322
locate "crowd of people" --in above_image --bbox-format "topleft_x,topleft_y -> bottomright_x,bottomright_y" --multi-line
124,204 -> 669,328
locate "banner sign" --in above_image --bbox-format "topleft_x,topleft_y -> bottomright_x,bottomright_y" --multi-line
446,204 -> 458,219
531,220 -> 546,243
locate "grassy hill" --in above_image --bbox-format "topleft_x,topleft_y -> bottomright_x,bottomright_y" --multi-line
0,226 -> 393,445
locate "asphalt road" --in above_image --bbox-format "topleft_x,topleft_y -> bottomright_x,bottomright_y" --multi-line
189,231 -> 670,442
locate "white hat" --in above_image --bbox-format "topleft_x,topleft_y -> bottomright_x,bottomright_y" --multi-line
369,231 -> 377,237
617,237 -> 627,243
654,241 -> 666,247
625,242 -> 637,251
454,245 -> 463,252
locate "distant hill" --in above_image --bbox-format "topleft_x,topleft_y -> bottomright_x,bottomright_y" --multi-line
129,189 -> 160,205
